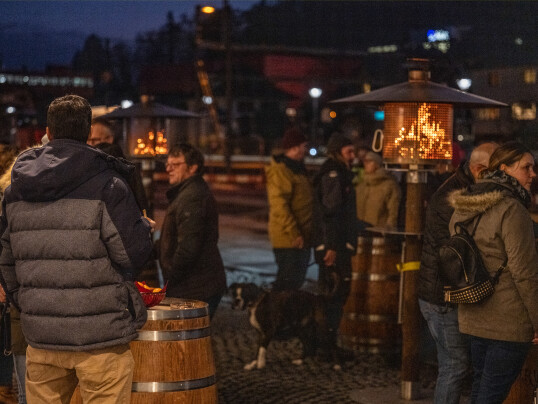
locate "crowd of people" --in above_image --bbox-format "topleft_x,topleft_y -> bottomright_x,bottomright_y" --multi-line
0,94 -> 537,404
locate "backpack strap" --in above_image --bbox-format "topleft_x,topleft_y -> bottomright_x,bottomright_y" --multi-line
491,257 -> 508,285
454,212 -> 483,236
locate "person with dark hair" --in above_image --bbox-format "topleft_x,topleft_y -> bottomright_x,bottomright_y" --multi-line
87,118 -> 115,146
448,141 -> 538,404
0,94 -> 154,404
158,143 -> 226,319
312,132 -> 357,351
265,127 -> 313,291
418,141 -> 498,404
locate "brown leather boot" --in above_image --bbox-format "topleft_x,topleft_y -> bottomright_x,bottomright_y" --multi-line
0,385 -> 17,404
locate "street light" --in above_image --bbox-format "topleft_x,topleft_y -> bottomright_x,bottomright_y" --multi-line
309,87 -> 322,145
196,1 -> 233,168
456,78 -> 472,91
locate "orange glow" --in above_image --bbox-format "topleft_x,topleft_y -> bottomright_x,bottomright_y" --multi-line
329,110 -> 337,119
383,102 -> 453,163
201,6 -> 215,14
133,131 -> 168,156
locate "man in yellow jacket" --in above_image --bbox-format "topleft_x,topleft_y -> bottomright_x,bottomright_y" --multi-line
265,128 -> 313,291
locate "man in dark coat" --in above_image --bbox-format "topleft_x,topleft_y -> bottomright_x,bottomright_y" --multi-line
158,144 -> 226,319
418,141 -> 498,404
0,94 -> 154,403
313,133 -> 357,349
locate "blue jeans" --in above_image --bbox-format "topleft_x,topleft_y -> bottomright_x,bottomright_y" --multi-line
272,248 -> 311,291
469,336 -> 530,404
13,353 -> 26,404
419,299 -> 470,404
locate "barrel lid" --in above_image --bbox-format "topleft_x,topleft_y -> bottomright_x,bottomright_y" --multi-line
147,298 -> 209,320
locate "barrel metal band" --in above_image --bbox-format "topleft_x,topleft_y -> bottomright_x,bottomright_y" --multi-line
147,306 -> 208,320
344,313 -> 398,322
397,261 -> 420,272
351,272 -> 400,281
132,374 -> 216,392
136,327 -> 211,341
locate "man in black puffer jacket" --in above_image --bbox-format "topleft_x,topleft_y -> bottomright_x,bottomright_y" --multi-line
313,133 -> 357,352
417,141 -> 497,404
0,95 -> 154,404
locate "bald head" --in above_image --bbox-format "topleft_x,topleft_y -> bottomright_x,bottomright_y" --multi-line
468,142 -> 499,180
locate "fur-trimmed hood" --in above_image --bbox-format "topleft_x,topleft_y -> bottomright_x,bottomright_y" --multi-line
448,188 -> 505,216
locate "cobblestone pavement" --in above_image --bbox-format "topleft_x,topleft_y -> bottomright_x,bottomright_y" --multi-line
210,294 -> 438,404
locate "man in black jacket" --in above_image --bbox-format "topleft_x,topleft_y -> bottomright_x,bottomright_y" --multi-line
313,133 -> 357,350
0,94 -> 154,403
158,144 -> 226,319
418,141 -> 498,404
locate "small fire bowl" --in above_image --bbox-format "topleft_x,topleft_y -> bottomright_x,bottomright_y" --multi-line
140,292 -> 166,308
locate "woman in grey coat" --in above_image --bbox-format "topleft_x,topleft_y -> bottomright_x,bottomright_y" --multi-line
448,141 -> 538,404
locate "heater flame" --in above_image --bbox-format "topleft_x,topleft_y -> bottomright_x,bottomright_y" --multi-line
133,131 -> 168,156
393,103 -> 452,161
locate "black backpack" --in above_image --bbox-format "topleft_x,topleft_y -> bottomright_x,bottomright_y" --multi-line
438,213 -> 507,304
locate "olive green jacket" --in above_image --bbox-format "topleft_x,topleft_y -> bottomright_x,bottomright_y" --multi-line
355,168 -> 400,228
265,155 -> 313,248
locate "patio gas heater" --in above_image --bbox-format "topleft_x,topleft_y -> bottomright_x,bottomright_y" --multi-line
100,97 -> 200,214
331,58 -> 506,400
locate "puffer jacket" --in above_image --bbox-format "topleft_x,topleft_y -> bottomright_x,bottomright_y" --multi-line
159,174 -> 226,301
312,157 -> 357,253
355,167 -> 400,228
418,163 -> 474,305
0,139 -> 153,351
448,172 -> 538,342
265,154 -> 313,248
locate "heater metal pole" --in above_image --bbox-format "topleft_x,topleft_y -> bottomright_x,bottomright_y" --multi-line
401,169 -> 426,400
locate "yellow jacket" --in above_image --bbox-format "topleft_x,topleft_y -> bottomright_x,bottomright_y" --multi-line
265,154 -> 313,248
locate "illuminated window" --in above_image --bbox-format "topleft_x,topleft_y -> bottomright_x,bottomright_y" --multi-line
363,83 -> 371,93
512,102 -> 536,120
488,72 -> 500,87
476,108 -> 500,121
523,69 -> 536,84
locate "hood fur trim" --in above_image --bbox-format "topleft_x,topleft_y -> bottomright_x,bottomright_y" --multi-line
448,189 -> 505,214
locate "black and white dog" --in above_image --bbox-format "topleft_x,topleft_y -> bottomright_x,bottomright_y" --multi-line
229,282 -> 341,371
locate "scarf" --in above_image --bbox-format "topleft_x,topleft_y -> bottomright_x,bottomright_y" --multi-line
475,169 -> 531,208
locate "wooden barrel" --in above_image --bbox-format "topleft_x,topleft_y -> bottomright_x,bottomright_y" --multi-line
70,297 -> 217,404
339,235 -> 402,353
503,345 -> 538,404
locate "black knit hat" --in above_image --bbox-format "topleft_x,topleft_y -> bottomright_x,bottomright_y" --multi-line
327,132 -> 353,155
281,127 -> 307,149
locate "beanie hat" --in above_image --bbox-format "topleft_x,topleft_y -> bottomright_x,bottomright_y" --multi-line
327,132 -> 353,156
281,127 -> 307,150
363,151 -> 382,165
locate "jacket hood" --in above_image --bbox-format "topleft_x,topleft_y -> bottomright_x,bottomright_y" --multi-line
448,187 -> 505,216
270,153 -> 307,175
10,139 -> 134,202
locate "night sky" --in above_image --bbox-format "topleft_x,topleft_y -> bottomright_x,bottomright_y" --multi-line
0,0 -> 258,70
